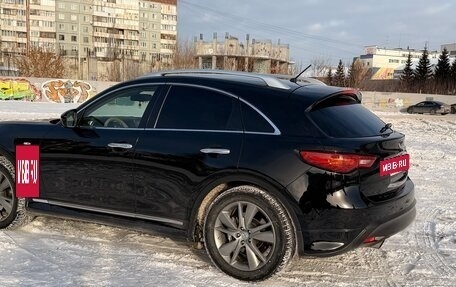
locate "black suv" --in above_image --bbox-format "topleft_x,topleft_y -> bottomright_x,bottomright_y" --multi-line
0,70 -> 415,281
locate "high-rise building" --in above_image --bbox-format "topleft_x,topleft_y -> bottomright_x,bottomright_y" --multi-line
0,0 -> 177,78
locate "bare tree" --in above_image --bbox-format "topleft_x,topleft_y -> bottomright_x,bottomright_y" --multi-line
108,60 -> 122,82
14,45 -> 65,78
172,39 -> 197,69
310,57 -> 331,77
347,58 -> 370,88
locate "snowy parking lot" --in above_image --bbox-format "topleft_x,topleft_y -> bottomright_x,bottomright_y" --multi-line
0,102 -> 455,286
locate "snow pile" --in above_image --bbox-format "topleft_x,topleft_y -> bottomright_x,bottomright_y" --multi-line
0,103 -> 454,286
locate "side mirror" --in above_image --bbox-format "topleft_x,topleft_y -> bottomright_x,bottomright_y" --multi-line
61,109 -> 78,128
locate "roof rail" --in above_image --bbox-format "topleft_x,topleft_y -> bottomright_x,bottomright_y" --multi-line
142,69 -> 292,90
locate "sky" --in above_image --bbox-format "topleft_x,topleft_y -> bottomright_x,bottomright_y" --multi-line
177,0 -> 456,66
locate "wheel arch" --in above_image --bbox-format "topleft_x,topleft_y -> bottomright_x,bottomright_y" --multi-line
0,146 -> 14,165
187,170 -> 304,256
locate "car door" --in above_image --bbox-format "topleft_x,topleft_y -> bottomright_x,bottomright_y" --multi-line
39,85 -> 162,213
414,102 -> 426,113
132,84 -> 244,226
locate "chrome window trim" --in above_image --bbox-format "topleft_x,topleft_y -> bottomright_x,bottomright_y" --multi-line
31,199 -> 184,226
82,127 -> 144,131
239,98 -> 281,135
145,128 -> 243,134
154,83 -> 281,135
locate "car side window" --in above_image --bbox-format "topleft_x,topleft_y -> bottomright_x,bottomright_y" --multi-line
80,86 -> 158,129
240,101 -> 275,133
155,85 -> 242,131
416,102 -> 425,106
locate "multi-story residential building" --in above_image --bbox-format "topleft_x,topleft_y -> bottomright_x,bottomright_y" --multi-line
195,33 -> 292,75
0,0 -> 177,78
1,0 -> 56,53
357,45 -> 440,80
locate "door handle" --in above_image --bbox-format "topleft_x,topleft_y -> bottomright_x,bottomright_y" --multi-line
108,143 -> 133,149
200,148 -> 230,155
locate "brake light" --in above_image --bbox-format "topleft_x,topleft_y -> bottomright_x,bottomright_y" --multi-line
300,151 -> 377,173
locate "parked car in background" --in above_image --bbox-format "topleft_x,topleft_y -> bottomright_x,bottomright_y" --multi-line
0,70 -> 416,281
406,101 -> 451,115
451,103 -> 456,114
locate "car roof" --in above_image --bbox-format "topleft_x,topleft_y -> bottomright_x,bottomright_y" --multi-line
139,69 -> 318,90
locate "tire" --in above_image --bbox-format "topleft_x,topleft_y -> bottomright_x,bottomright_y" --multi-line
451,107 -> 456,114
0,156 -> 31,229
203,185 -> 295,281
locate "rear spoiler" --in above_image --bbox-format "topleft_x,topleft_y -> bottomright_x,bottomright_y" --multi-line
305,89 -> 363,112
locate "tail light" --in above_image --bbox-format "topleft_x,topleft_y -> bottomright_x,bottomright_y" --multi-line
300,151 -> 377,173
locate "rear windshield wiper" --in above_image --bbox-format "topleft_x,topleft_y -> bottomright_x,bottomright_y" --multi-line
380,123 -> 393,133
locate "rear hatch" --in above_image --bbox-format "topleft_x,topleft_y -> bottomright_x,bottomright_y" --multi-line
296,88 -> 409,201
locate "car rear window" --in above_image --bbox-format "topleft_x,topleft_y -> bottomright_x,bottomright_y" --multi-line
309,96 -> 387,138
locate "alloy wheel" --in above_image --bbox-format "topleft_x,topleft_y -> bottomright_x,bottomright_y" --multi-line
0,170 -> 13,221
213,201 -> 276,271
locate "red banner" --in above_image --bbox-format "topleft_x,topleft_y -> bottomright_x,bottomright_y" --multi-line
379,154 -> 410,176
15,145 -> 40,198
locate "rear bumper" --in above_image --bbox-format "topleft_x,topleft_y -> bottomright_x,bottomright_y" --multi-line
293,178 -> 416,256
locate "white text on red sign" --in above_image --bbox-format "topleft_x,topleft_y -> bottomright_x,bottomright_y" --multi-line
17,159 -> 39,185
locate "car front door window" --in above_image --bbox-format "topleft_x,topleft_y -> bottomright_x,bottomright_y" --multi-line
81,87 -> 158,129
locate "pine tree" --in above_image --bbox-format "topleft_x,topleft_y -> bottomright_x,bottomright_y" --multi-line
334,59 -> 345,87
450,58 -> 456,93
400,52 -> 414,91
414,47 -> 433,92
326,67 -> 333,85
434,48 -> 451,93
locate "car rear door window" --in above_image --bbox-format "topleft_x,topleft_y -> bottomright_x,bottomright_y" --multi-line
240,101 -> 275,133
155,85 -> 242,131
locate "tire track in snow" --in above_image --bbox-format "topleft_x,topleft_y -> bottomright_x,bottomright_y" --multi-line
415,208 -> 455,277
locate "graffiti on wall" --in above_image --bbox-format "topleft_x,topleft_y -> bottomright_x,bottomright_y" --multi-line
0,78 -> 41,101
42,80 -> 96,103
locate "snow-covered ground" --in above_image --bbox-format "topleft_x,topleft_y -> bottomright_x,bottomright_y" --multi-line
0,101 -> 455,286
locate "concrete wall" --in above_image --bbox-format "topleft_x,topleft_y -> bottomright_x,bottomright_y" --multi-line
1,77 -> 455,111
362,91 -> 456,111
0,77 -> 117,103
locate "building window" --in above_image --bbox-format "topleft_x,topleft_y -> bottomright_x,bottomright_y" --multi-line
59,23 -> 65,30
58,3 -> 65,9
83,37 -> 89,43
71,36 -> 77,42
59,34 -> 65,41
71,15 -> 77,21
58,13 -> 65,20
71,4 -> 77,10
83,26 -> 89,33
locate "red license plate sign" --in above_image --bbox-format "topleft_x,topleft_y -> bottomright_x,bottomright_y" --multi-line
380,154 -> 409,176
15,145 -> 40,198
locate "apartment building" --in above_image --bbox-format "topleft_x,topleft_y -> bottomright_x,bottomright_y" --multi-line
0,0 -> 177,77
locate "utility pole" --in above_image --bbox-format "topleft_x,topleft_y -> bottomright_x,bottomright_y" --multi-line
26,0 -> 30,54
78,15 -> 81,79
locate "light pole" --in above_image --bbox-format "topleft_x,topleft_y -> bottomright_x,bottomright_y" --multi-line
77,14 -> 81,79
